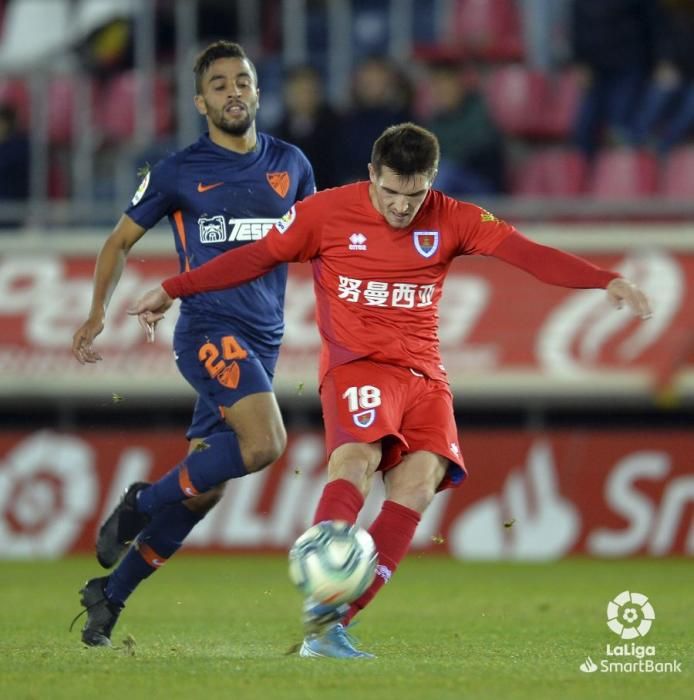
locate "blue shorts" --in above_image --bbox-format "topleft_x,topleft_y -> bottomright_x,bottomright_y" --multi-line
173,324 -> 278,440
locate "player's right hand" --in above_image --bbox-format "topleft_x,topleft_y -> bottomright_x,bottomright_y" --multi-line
72,316 -> 105,364
128,286 -> 174,343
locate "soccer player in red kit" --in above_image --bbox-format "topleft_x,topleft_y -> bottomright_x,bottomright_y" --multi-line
129,123 -> 652,658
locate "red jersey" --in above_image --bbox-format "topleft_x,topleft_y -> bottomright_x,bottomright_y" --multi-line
263,181 -> 512,382
164,181 -> 618,384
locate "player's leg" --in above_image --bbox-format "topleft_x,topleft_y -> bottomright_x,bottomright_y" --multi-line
96,332 -> 284,565
299,450 -> 445,660
148,329 -> 285,509
79,337 -> 285,645
310,360 -> 405,527
77,500 -> 204,646
300,362 -> 405,659
78,432 -> 209,646
341,450 -> 447,626
342,377 -> 464,626
80,389 -> 286,646
134,331 -> 286,516
95,436 -> 220,628
311,441 -> 382,524
134,389 -> 285,516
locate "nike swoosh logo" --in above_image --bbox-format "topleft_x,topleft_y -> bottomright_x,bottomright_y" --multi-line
197,182 -> 224,192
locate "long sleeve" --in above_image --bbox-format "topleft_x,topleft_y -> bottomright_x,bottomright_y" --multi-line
490,231 -> 619,289
162,236 -> 281,298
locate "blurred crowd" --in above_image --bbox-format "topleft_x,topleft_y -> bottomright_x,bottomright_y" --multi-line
2,0 -> 694,214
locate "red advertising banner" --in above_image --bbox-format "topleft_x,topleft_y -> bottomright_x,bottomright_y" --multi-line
0,249 -> 692,399
0,429 -> 691,559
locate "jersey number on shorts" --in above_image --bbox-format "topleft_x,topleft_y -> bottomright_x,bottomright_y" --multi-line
342,385 -> 381,428
198,336 -> 248,389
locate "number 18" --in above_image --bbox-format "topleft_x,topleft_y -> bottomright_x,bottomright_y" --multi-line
342,385 -> 381,412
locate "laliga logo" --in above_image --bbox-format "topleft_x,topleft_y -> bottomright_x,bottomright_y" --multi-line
607,591 -> 655,639
0,431 -> 98,557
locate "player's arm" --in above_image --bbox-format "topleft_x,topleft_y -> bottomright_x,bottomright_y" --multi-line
168,234 -> 288,297
129,202 -> 320,321
127,235 -> 290,324
491,231 -> 652,319
72,214 -> 147,364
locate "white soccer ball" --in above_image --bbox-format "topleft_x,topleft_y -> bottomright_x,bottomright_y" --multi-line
288,520 -> 377,605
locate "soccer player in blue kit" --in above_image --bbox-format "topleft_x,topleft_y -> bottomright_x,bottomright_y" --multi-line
71,41 -> 315,646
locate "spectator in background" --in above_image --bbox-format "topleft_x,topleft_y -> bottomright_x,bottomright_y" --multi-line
0,105 -> 30,219
631,0 -> 694,154
275,65 -> 341,190
519,0 -> 571,72
336,56 -> 413,184
570,0 -> 657,157
76,17 -> 133,78
423,61 -> 505,195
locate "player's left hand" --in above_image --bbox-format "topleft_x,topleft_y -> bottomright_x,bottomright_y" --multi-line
127,286 -> 174,343
606,278 -> 652,319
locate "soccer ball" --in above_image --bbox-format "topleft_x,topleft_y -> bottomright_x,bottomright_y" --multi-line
288,521 -> 377,605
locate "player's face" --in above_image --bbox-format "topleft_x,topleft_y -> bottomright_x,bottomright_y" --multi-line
196,57 -> 259,136
368,164 -> 433,228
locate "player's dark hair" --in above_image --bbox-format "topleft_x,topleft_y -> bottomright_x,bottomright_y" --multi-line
371,123 -> 440,179
193,40 -> 257,93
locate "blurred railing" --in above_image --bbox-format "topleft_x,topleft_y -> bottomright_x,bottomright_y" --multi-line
1,0 -> 694,228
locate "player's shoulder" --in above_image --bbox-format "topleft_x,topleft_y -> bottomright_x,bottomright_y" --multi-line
427,188 -> 487,218
144,141 -> 198,179
259,132 -> 311,164
145,134 -> 220,183
298,181 -> 361,211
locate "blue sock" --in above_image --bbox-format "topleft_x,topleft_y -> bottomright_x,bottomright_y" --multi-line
105,502 -> 203,607
136,431 -> 247,516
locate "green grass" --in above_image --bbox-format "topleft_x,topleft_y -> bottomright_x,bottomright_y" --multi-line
0,556 -> 690,700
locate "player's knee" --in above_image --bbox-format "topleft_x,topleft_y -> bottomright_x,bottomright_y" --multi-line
327,458 -> 372,494
326,443 -> 380,494
241,431 -> 286,473
394,484 -> 436,514
388,476 -> 438,514
184,484 -> 226,514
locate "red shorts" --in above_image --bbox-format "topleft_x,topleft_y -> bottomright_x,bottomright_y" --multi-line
320,360 -> 466,489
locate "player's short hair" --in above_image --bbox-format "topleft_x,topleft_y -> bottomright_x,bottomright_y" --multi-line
371,123 -> 440,180
193,40 -> 257,93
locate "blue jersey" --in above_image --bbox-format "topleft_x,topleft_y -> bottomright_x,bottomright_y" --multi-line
126,132 -> 315,353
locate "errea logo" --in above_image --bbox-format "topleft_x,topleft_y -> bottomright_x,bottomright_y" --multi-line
349,232 -> 367,251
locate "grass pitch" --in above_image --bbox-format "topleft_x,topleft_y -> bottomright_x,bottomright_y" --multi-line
0,556 -> 690,700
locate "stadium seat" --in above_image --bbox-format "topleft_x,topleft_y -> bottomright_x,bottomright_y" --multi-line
96,71 -> 173,142
589,148 -> 659,200
660,146 -> 694,199
47,153 -> 69,199
451,0 -> 523,61
485,66 -> 581,141
47,76 -> 78,145
540,70 -> 581,140
0,77 -> 29,126
485,65 -> 548,137
512,149 -> 588,197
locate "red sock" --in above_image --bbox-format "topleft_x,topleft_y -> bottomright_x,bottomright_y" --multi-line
312,478 -> 364,525
343,500 -> 420,625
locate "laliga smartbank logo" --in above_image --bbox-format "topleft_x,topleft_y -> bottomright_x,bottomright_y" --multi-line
579,591 -> 682,674
606,590 -> 654,639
